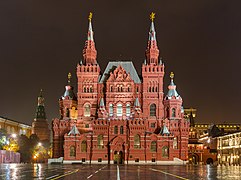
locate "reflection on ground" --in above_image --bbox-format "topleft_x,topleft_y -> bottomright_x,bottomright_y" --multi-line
0,164 -> 241,180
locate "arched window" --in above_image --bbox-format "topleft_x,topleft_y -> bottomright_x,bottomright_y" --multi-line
152,87 -> 155,92
110,86 -> 113,92
114,126 -> 118,134
151,141 -> 157,152
97,135 -> 104,149
70,146 -> 76,157
90,86 -> 93,93
136,87 -> 139,92
66,108 -> 69,117
117,104 -> 123,117
172,108 -> 176,117
109,104 -> 113,116
81,141 -> 87,152
162,146 -> 169,157
155,87 -> 158,92
84,104 -> 91,117
127,86 -> 131,92
83,86 -> 86,93
149,87 -> 151,92
134,134 -> 141,149
126,104 -> 130,117
150,104 -> 156,117
120,126 -> 124,134
86,87 -> 89,93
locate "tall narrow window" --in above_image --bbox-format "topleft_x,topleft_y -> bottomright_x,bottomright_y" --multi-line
126,104 -> 131,117
172,108 -> 176,117
110,86 -> 113,92
150,104 -> 156,117
162,146 -> 169,157
109,104 -> 113,116
97,135 -> 104,149
70,146 -> 76,157
117,104 -> 123,117
81,141 -> 87,152
114,126 -> 118,134
120,126 -> 124,134
134,134 -> 141,149
151,141 -> 157,152
84,104 -> 91,117
90,86 -> 93,93
83,86 -> 86,93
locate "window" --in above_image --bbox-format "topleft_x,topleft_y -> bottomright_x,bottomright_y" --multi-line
135,158 -> 139,162
151,141 -> 157,152
85,124 -> 89,128
109,104 -> 113,116
126,104 -> 130,117
114,126 -> 118,134
83,86 -> 86,93
82,158 -> 86,162
81,141 -> 87,152
97,135 -> 104,149
127,86 -> 131,92
172,108 -> 176,117
110,86 -> 113,92
151,123 -> 155,128
120,126 -> 124,134
90,86 -> 93,93
70,146 -> 76,157
162,146 -> 169,157
134,134 -> 141,149
117,104 -> 123,117
152,158 -> 156,162
84,104 -> 91,117
136,87 -> 139,92
150,104 -> 156,117
98,158 -> 102,162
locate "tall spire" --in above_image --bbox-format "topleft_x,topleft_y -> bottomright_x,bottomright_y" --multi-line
35,89 -> 46,119
166,72 -> 181,99
145,12 -> 159,65
83,12 -> 97,65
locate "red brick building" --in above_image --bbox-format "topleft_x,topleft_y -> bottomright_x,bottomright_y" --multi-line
52,13 -> 189,164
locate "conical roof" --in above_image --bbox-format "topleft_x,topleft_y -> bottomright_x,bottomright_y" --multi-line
68,125 -> 80,136
160,125 -> 170,135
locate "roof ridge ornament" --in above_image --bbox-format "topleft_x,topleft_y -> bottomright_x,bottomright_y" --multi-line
68,72 -> 71,84
170,72 -> 174,79
150,12 -> 155,22
88,12 -> 93,22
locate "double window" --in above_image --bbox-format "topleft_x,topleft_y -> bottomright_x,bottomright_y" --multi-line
150,104 -> 156,117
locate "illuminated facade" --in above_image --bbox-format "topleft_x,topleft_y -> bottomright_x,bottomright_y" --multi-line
217,132 -> 241,165
52,13 -> 190,164
0,116 -> 31,137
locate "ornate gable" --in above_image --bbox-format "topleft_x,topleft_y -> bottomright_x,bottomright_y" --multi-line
107,65 -> 133,82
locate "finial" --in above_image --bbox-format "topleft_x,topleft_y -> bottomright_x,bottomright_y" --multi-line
170,72 -> 174,79
150,12 -> 155,22
68,72 -> 71,84
88,12 -> 93,21
39,89 -> 43,97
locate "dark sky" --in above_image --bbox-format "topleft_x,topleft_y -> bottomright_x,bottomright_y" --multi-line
0,1 -> 241,125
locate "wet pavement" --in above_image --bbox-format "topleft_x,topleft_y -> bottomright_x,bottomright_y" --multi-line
0,163 -> 241,180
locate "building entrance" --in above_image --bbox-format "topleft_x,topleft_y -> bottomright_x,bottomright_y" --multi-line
113,151 -> 123,164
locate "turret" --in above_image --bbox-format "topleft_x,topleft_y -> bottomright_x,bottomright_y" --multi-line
32,89 -> 50,141
164,72 -> 183,119
59,73 -> 77,119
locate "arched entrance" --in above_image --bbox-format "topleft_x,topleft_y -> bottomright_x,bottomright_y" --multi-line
206,158 -> 213,164
114,151 -> 123,164
189,154 -> 199,164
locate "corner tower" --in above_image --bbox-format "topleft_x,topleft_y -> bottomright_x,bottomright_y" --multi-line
77,12 -> 101,130
32,89 -> 50,141
142,12 -> 165,131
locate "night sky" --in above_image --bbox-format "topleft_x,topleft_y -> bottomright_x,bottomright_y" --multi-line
0,1 -> 241,125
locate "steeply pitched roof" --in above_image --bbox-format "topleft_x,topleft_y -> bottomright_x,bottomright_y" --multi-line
99,61 -> 141,83
68,125 -> 80,136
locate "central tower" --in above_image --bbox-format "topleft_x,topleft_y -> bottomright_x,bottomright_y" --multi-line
77,13 -> 101,131
142,13 -> 165,131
